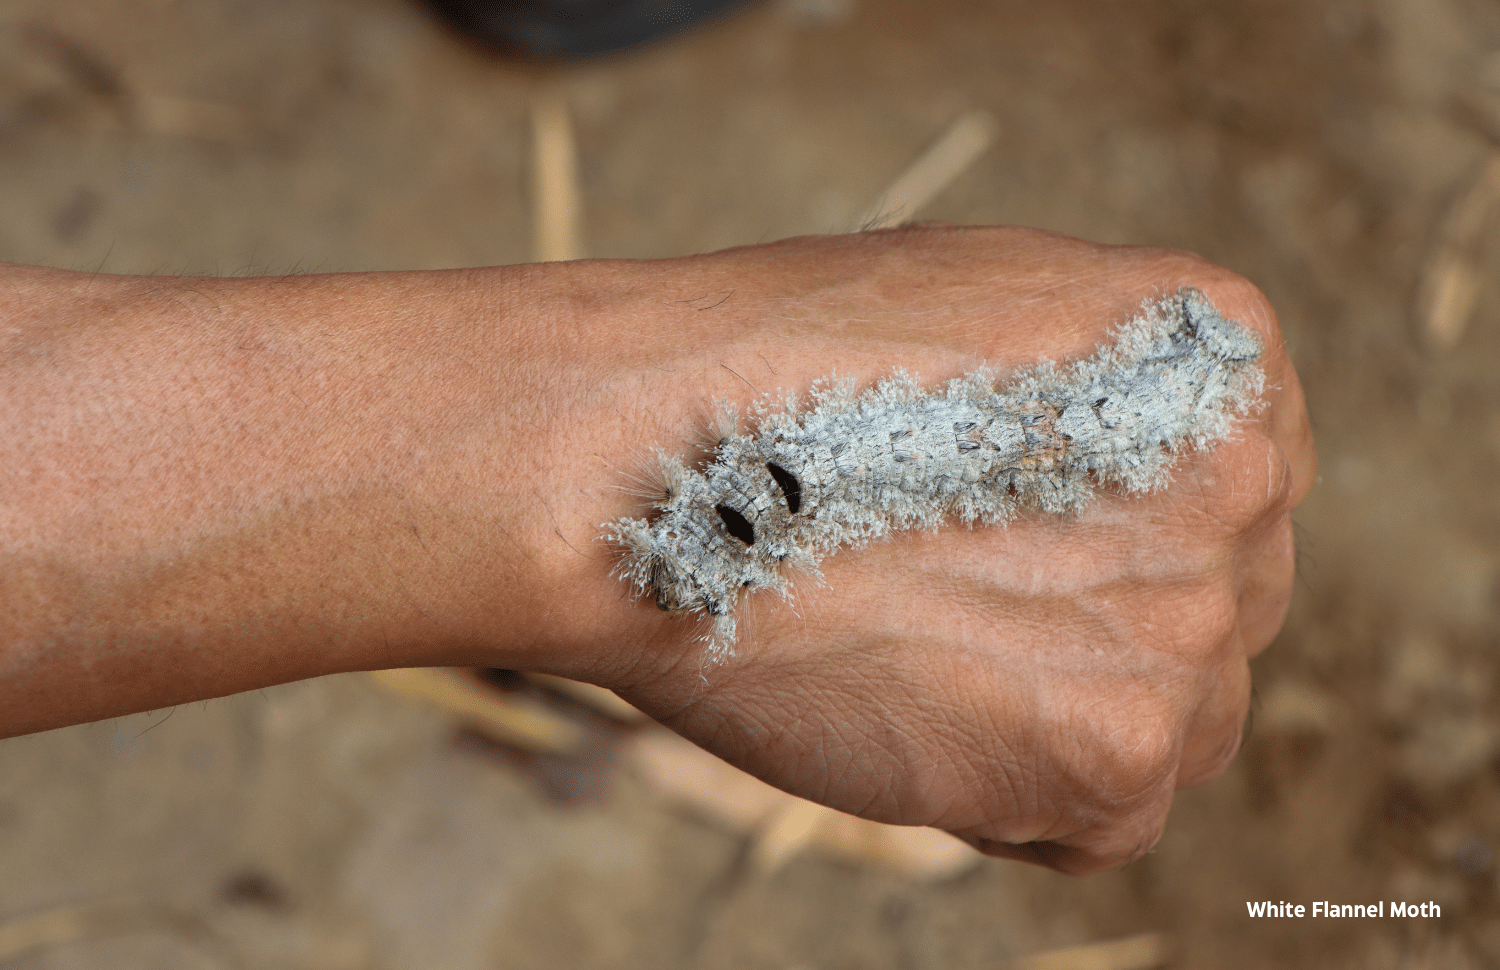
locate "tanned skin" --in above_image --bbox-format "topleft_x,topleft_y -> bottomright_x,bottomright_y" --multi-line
0,225 -> 1315,874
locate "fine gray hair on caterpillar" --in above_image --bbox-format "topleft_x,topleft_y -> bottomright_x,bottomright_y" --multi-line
604,288 -> 1266,661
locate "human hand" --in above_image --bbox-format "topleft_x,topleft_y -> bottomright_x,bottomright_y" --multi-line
0,225 -> 1312,863
546,226 -> 1315,874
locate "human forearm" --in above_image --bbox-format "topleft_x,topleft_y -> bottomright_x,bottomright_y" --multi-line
0,228 -> 1316,876
0,260 -> 627,735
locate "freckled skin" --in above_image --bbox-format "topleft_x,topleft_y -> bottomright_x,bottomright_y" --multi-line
610,290 -> 1264,658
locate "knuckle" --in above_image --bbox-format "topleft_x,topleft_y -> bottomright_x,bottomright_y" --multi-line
1207,460 -> 1274,534
1192,271 -> 1278,338
1189,436 -> 1293,538
1151,581 -> 1239,660
1124,248 -> 1270,307
1203,271 -> 1275,319
1075,702 -> 1181,809
1144,254 -> 1283,349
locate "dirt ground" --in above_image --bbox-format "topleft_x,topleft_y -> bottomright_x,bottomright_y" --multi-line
2,0 -> 1499,967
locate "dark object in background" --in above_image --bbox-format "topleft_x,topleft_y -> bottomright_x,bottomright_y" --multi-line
421,0 -> 760,57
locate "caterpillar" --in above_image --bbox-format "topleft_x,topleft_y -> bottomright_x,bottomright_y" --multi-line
605,289 -> 1265,659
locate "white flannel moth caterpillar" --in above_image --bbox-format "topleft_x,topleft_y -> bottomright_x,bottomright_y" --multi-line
606,289 -> 1265,658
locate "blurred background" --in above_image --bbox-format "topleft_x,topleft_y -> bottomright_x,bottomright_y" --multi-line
2,0 -> 1499,967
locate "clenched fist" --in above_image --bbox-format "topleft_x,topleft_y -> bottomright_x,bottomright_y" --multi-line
542,226 -> 1315,873
0,226 -> 1314,876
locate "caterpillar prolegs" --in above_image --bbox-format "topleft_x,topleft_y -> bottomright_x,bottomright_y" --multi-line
605,289 -> 1265,659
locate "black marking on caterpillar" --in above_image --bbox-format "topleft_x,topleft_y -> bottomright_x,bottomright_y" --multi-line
605,289 -> 1266,659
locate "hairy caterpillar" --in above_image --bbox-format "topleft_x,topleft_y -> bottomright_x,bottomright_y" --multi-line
605,289 -> 1265,658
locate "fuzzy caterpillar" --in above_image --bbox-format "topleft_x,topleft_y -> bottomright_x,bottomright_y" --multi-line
605,289 -> 1265,659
